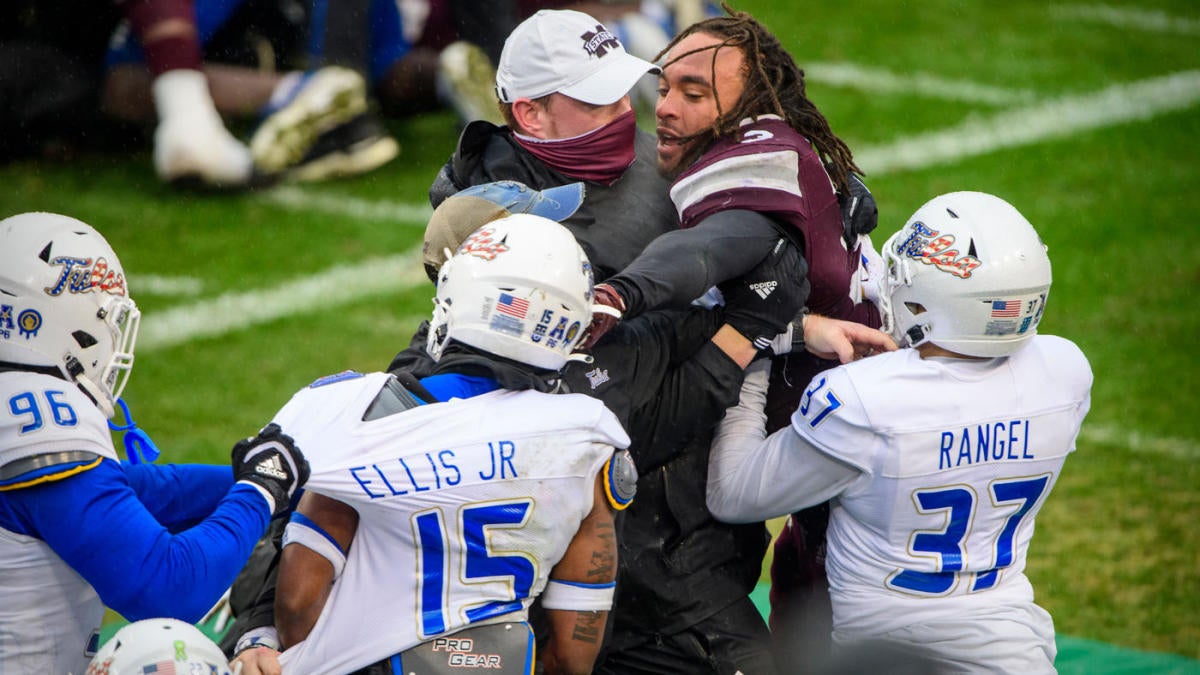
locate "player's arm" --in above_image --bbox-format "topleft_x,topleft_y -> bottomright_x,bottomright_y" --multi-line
706,362 -> 863,523
5,460 -> 270,622
275,490 -> 360,648
539,472 -> 621,675
601,209 -> 782,318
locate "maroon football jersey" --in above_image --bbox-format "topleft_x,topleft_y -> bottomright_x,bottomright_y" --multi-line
669,115 -> 879,327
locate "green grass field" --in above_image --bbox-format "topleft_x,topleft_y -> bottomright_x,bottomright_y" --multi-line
4,0 -> 1198,667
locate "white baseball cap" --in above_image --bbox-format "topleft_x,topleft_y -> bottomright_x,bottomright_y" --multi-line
495,9 -> 661,105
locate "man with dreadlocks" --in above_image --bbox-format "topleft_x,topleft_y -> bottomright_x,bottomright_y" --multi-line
585,5 -> 889,673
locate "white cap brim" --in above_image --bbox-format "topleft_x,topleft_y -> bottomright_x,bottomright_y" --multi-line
557,52 -> 661,105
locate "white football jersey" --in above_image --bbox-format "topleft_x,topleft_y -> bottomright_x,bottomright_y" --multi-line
789,335 -> 1091,639
0,371 -> 117,674
276,372 -> 629,675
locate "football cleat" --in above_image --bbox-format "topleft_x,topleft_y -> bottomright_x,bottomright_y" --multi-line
250,66 -> 370,174
437,40 -> 504,126
284,112 -> 399,182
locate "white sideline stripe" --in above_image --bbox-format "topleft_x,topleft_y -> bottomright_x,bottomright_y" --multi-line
1053,4 -> 1200,36
806,62 -> 1038,106
138,246 -> 429,351
131,275 -> 204,296
1081,425 -> 1200,461
856,70 -> 1200,175
259,186 -> 433,224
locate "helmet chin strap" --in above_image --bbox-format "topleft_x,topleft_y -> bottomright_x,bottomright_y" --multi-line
74,374 -> 115,419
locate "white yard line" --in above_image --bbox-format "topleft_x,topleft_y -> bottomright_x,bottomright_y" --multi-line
138,246 -> 429,351
856,70 -> 1200,175
259,186 -> 433,224
806,62 -> 1038,106
1081,425 -> 1200,461
131,275 -> 205,296
1053,4 -> 1200,36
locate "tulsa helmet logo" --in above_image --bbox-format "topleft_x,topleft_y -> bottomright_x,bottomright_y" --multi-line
895,222 -> 982,279
44,256 -> 127,297
458,227 -> 510,261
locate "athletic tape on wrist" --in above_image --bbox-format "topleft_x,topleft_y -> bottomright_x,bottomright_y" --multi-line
540,579 -> 615,611
283,513 -> 346,579
234,626 -> 280,655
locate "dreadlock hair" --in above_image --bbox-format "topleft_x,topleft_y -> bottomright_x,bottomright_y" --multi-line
658,4 -> 862,193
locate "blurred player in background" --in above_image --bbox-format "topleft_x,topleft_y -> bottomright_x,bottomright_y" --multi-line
707,192 -> 1092,673
0,212 -> 308,674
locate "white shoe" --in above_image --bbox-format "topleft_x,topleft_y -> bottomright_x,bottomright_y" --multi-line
251,66 -> 369,174
437,41 -> 503,126
152,70 -> 253,187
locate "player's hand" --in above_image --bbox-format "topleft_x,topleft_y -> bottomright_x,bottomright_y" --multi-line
803,314 -> 897,363
582,283 -> 625,349
839,171 -> 878,240
232,423 -> 310,517
721,238 -> 809,350
231,646 -> 282,675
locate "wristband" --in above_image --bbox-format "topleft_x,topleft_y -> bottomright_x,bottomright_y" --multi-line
234,626 -> 281,655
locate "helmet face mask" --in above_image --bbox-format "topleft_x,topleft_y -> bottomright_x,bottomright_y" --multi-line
879,192 -> 1051,358
0,212 -> 141,418
427,214 -> 594,371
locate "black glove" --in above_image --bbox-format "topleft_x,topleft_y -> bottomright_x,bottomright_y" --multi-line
231,423 -> 310,517
839,171 -> 878,244
721,238 -> 810,350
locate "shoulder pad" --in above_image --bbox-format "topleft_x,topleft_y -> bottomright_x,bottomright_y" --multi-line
0,451 -> 103,491
362,375 -> 428,421
602,449 -> 637,510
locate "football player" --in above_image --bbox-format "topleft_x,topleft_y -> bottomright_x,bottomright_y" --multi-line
581,8 -> 889,670
0,212 -> 308,674
235,215 -> 635,675
706,192 -> 1093,673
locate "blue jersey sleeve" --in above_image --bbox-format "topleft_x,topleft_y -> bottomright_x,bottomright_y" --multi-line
6,459 -> 270,622
122,462 -> 234,531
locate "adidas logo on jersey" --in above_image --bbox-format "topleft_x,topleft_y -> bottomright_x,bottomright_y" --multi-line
750,281 -> 777,299
255,454 -> 289,480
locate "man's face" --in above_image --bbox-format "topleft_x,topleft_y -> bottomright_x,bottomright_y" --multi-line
655,32 -> 746,176
534,94 -> 633,140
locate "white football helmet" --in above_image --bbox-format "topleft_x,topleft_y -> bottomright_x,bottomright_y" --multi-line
0,212 -> 140,418
87,618 -> 232,675
427,213 -> 594,371
878,192 -> 1051,357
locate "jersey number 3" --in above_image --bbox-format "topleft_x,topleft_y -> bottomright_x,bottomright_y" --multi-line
888,475 -> 1050,595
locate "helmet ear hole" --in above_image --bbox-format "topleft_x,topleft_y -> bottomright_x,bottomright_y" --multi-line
904,302 -> 927,316
73,330 -> 98,348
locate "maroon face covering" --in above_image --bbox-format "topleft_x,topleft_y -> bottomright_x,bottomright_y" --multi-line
513,110 -> 638,185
